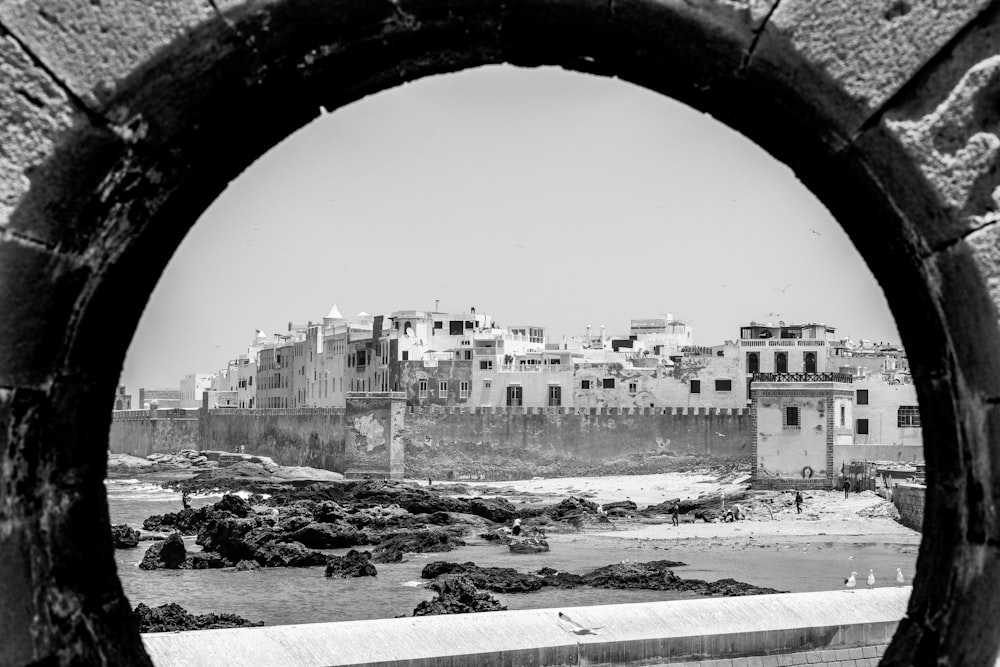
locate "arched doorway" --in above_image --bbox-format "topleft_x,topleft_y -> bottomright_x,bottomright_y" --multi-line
775,351 -> 788,374
1,2 -> 999,665
804,351 -> 817,374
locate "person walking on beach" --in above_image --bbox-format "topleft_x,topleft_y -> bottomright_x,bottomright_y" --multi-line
843,479 -> 851,499
671,502 -> 679,527
795,491 -> 803,514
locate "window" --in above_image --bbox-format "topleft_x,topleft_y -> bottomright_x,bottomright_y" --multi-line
804,351 -> 817,373
480,360 -> 493,370
402,351 -> 409,361
856,389 -> 869,405
581,379 -> 592,390
439,381 -> 448,396
548,385 -> 562,406
483,380 -> 492,389
464,350 -> 472,360
433,321 -> 443,330
840,405 -> 846,426
506,385 -> 523,407
898,405 -> 921,428
856,418 -> 869,434
418,379 -> 428,398
775,352 -> 788,373
784,406 -> 800,428
459,381 -> 470,399
690,380 -> 701,394
628,382 -> 637,394
715,379 -> 732,392
449,320 -> 463,335
747,352 -> 759,374
603,378 -> 615,389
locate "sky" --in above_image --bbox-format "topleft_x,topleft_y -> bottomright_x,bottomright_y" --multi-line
118,64 -> 900,394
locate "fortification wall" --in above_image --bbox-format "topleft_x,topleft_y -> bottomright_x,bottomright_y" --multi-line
891,483 -> 925,532
109,407 -> 751,477
201,408 -> 346,472
401,406 -> 750,459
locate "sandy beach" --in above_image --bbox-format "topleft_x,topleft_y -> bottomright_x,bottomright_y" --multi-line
453,472 -> 919,543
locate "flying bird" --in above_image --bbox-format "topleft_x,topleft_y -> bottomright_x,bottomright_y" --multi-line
845,571 -> 857,593
558,612 -> 603,635
896,568 -> 905,587
773,285 -> 791,293
715,432 -> 726,437
809,228 -> 821,236
867,569 -> 875,590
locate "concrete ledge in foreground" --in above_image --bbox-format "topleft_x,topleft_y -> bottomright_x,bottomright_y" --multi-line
142,587 -> 911,666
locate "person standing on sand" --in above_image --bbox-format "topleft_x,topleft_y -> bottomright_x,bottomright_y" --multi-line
843,479 -> 851,499
671,503 -> 679,526
795,490 -> 803,514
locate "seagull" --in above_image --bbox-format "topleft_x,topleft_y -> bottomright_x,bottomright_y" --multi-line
845,571 -> 857,592
715,432 -> 726,437
849,556 -> 856,560
896,568 -> 905,586
319,105 -> 331,115
809,228 -> 821,236
558,612 -> 603,635
867,569 -> 875,590
773,285 -> 791,293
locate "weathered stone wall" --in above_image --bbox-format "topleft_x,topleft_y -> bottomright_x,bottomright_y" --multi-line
399,406 -> 750,479
110,406 -> 750,475
891,483 -> 926,533
200,408 -> 345,472
108,413 -> 199,458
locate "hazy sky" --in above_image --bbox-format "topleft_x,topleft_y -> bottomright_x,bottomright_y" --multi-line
119,64 -> 900,393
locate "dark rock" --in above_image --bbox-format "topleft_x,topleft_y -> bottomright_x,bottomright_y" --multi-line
234,560 -> 261,571
184,552 -> 229,569
133,602 -> 263,632
372,530 -> 466,564
215,493 -> 253,517
409,576 -> 506,616
509,537 -> 550,554
421,561 -> 545,593
139,533 -> 187,570
111,524 -> 140,549
581,560 -> 685,589
602,500 -> 638,513
547,496 -> 600,521
254,541 -> 329,568
465,497 -> 517,523
143,494 -> 258,535
196,517 -> 271,563
535,567 -> 586,588
325,549 -> 377,578
281,522 -> 365,549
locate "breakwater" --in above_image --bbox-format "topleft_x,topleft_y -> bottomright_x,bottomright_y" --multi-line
141,588 -> 909,667
109,405 -> 751,477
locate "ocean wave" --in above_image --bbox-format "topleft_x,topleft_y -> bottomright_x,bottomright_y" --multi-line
105,478 -> 141,485
399,580 -> 426,588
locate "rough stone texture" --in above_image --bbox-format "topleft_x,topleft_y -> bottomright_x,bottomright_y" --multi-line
756,0 -> 993,124
1,1 -> 1000,664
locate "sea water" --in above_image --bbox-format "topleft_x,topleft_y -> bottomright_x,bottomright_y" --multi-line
107,479 -> 920,627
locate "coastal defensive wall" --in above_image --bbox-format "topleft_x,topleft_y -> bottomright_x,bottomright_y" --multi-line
141,588 -> 909,666
109,401 -> 752,478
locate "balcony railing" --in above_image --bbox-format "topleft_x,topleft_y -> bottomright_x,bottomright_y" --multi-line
740,339 -> 826,347
751,372 -> 853,383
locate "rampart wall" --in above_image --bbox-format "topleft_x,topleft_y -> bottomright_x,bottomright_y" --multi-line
891,483 -> 925,533
109,406 -> 751,477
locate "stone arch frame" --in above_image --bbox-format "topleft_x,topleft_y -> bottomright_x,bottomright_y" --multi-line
1,1 -> 999,665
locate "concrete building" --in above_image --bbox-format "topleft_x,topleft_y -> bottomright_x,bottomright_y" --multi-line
179,373 -> 213,408
750,371 -> 856,489
112,385 -> 131,411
